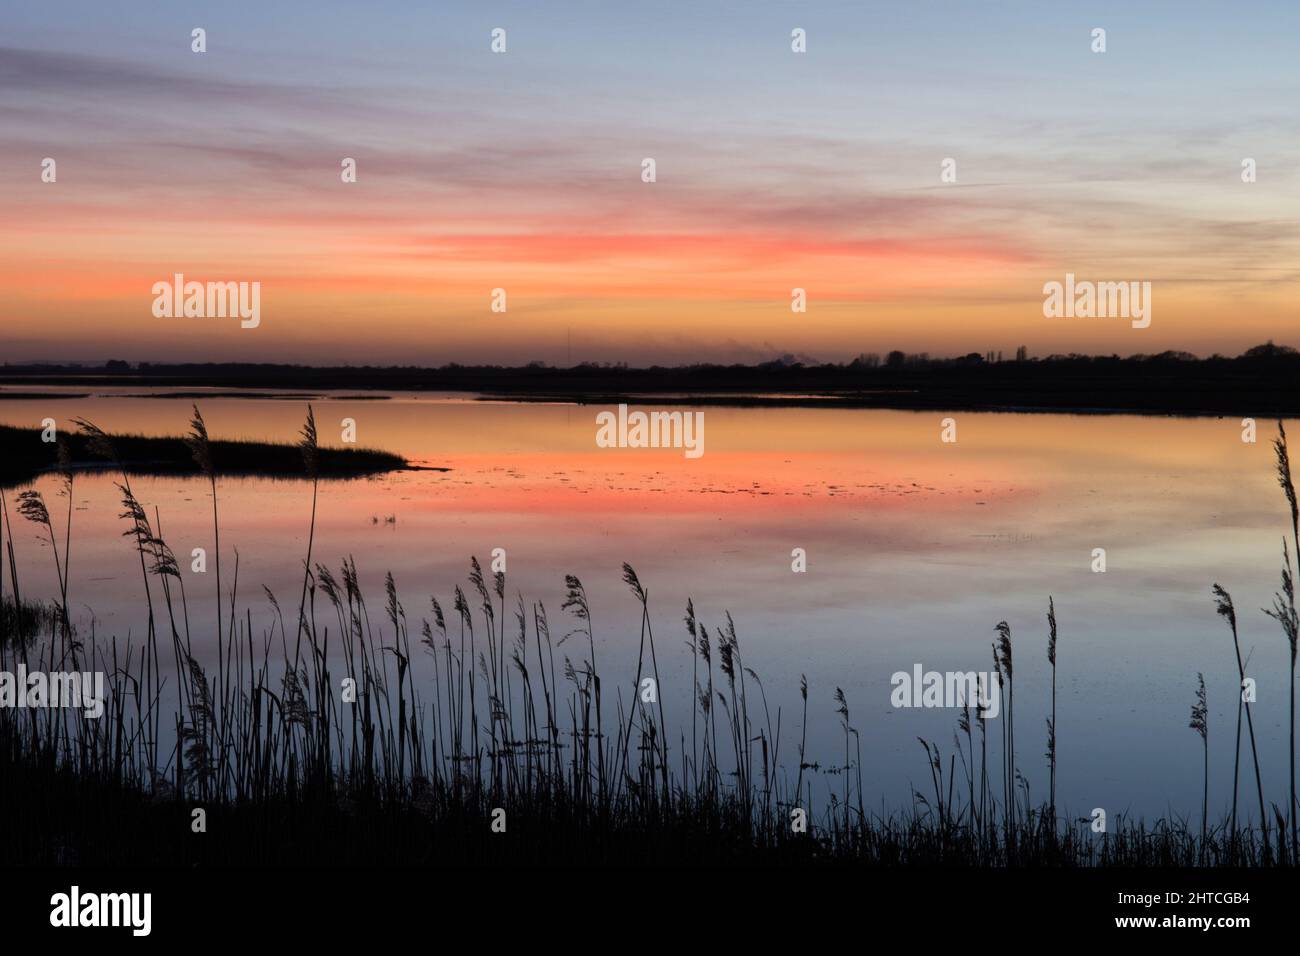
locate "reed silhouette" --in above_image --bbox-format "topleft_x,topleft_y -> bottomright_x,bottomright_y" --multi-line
2,411 -> 1299,867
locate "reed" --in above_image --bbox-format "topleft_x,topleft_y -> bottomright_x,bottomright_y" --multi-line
1189,672 -> 1208,857
994,621 -> 1015,846
1267,420 -> 1299,862
1214,583 -> 1269,859
1046,597 -> 1057,824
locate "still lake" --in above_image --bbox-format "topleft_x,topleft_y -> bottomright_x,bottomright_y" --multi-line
2,386 -> 1294,822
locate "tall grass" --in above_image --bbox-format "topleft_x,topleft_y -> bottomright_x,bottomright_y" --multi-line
1189,672 -> 1208,857
2,411 -> 1299,866
1265,422 -> 1299,862
1214,583 -> 1269,860
1046,596 -> 1057,823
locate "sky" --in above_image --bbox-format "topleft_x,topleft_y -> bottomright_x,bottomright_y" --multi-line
2,1 -> 1298,366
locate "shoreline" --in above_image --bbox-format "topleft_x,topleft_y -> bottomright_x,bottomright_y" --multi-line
2,382 -> 1293,418
5,347 -> 1299,416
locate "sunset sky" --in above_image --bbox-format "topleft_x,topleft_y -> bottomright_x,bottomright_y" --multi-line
2,1 -> 1298,366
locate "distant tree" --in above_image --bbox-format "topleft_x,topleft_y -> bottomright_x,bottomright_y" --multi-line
1242,341 -> 1298,360
105,359 -> 131,371
1015,345 -> 1029,362
886,350 -> 906,369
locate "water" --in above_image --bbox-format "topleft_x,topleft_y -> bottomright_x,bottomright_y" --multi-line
1,386 -> 1293,822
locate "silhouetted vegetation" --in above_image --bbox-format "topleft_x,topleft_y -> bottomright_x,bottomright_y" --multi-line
3,409 -> 1299,867
4,341 -> 1299,414
0,595 -> 55,651
0,422 -> 411,489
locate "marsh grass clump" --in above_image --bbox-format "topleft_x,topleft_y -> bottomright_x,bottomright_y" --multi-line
0,421 -> 408,490
0,595 -> 61,650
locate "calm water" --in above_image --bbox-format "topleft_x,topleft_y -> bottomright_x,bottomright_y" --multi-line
2,386 -> 1294,821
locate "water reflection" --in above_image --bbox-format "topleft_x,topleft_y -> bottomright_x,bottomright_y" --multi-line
0,386 -> 1292,818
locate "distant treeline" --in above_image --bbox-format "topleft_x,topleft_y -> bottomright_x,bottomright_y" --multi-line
3,341 -> 1299,414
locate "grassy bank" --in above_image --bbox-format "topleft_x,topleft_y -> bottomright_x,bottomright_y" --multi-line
0,420 -> 411,489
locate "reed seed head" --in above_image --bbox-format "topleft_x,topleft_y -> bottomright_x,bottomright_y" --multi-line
299,405 -> 319,479
185,405 -> 214,477
1046,596 -> 1057,667
1189,673 -> 1208,741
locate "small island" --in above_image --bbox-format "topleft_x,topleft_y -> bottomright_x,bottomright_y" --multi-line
0,422 -> 414,489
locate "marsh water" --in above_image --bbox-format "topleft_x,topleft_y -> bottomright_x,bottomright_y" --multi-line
2,385 -> 1294,822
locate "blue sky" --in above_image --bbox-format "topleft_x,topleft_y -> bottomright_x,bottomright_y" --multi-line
2,1 -> 1298,364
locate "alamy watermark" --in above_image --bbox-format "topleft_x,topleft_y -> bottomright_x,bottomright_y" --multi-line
152,273 -> 261,328
891,664 -> 1000,718
1042,272 -> 1151,329
595,404 -> 704,459
50,886 -> 151,936
0,666 -> 105,718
